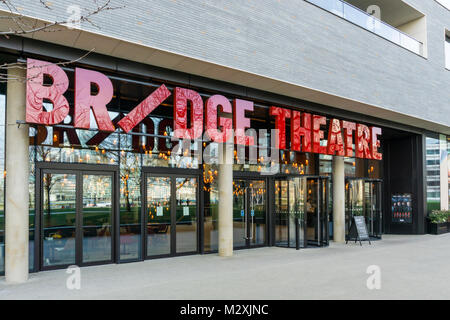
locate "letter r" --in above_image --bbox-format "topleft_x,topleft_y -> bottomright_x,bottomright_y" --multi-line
74,67 -> 115,132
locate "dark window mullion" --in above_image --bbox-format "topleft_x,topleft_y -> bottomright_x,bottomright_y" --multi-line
171,176 -> 176,255
76,172 -> 83,266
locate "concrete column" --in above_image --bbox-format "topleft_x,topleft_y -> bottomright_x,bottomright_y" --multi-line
5,67 -> 29,283
218,142 -> 233,257
332,156 -> 345,243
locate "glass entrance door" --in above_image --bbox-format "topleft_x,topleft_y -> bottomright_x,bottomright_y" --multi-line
233,179 -> 266,249
145,174 -> 199,257
275,176 -> 329,248
345,179 -> 382,239
40,170 -> 114,269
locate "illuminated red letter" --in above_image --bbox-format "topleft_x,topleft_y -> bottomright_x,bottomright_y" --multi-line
342,121 -> 356,157
327,119 -> 345,156
292,111 -> 312,153
173,88 -> 203,140
312,115 -> 327,154
26,58 -> 69,125
234,99 -> 254,145
356,124 -> 372,159
118,85 -> 171,133
270,107 -> 291,149
371,127 -> 382,160
205,95 -> 233,143
75,68 -> 115,132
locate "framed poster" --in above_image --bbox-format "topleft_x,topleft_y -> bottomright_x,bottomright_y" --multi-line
391,194 -> 412,224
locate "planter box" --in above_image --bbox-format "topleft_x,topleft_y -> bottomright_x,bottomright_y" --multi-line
427,221 -> 450,235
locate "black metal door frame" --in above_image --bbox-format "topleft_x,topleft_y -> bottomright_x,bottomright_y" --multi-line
272,175 -> 329,249
345,177 -> 383,239
35,162 -> 119,272
142,167 -> 201,259
304,176 -> 329,247
233,172 -> 269,250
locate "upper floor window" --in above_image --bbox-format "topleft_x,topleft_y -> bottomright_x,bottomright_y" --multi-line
445,33 -> 450,70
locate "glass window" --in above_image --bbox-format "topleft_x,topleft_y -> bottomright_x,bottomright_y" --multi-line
0,93 -> 5,274
29,149 -> 35,271
447,136 -> 450,208
426,136 -> 441,213
344,158 -> 365,178
319,154 -> 332,176
203,164 -> 219,252
445,34 -> 450,70
42,173 -> 77,267
119,140 -> 142,261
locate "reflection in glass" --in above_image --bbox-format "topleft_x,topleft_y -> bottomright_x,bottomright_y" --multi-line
32,110 -> 120,165
203,165 -> 219,252
233,180 -> 266,248
277,178 -> 327,248
319,154 -> 332,176
141,117 -> 199,169
275,180 -> 289,247
343,2 -> 375,31
233,180 -> 246,248
29,154 -> 36,271
289,178 -> 306,248
426,137 -> 440,213
0,94 -> 5,273
147,176 -> 171,256
42,174 -> 76,267
120,147 -> 141,261
345,179 -> 364,236
82,175 -> 112,263
248,181 -> 266,246
446,35 -> 450,70
345,179 -> 382,238
176,178 -> 197,253
306,179 -> 319,244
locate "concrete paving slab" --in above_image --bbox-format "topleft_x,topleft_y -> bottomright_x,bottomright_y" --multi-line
1,234 -> 449,300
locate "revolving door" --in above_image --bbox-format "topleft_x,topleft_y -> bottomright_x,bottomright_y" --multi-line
274,176 -> 329,248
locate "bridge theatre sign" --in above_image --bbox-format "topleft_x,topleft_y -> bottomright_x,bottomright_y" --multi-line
25,58 -> 383,160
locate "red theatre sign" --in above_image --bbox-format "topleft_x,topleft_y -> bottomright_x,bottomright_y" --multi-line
25,59 -> 382,160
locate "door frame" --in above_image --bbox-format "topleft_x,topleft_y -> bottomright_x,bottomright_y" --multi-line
305,176 -> 330,247
233,172 -> 269,250
34,162 -> 119,272
142,167 -> 201,259
272,175 -> 330,249
345,178 -> 383,239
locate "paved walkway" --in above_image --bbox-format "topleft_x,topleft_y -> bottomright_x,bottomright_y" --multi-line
1,234 -> 450,300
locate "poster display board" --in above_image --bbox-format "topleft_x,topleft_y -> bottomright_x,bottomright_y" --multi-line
391,194 -> 412,224
346,216 -> 371,246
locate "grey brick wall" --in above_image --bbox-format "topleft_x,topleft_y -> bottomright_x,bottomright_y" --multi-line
1,0 -> 449,129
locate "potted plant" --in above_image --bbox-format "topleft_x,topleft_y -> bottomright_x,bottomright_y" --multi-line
427,210 -> 450,235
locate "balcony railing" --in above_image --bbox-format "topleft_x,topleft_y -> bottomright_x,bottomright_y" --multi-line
306,0 -> 424,56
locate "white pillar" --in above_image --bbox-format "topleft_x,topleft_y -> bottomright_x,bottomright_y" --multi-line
332,156 -> 345,243
218,142 -> 233,257
5,67 -> 29,283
